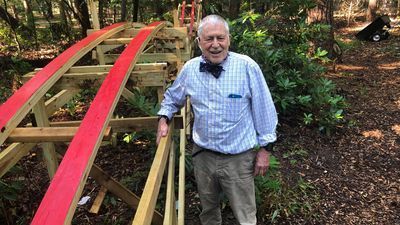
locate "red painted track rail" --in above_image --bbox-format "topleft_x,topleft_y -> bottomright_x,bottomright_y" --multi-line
31,21 -> 165,225
0,22 -> 129,145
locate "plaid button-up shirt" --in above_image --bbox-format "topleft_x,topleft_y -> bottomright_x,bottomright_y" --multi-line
158,52 -> 277,154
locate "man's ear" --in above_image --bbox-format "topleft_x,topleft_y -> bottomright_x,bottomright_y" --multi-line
196,37 -> 202,51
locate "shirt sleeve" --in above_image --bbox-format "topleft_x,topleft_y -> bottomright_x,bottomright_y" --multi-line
157,65 -> 188,120
248,62 -> 278,147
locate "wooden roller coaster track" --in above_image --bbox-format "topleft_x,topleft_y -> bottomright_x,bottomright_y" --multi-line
0,1 -> 201,224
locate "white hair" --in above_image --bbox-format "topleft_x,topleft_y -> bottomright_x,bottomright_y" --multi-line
197,15 -> 230,37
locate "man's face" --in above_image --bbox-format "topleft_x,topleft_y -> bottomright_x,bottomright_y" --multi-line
198,22 -> 230,64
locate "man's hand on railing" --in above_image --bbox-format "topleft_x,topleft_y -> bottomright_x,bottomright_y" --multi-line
156,117 -> 169,145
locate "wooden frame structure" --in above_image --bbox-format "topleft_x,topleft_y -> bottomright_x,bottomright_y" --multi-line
0,1 -> 200,224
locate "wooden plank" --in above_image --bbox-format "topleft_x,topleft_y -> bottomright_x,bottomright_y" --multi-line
87,22 -> 146,35
103,38 -> 185,49
31,21 -> 166,225
131,122 -> 174,225
121,88 -> 135,101
25,63 -> 167,79
0,22 -> 129,146
45,89 -> 80,116
6,127 -> 112,142
114,27 -> 188,39
105,52 -> 191,64
27,71 -> 166,88
99,44 -> 123,53
0,143 -> 36,178
32,98 -> 58,178
178,106 -> 187,225
89,186 -> 107,214
47,116 -> 183,132
163,141 -> 177,225
89,165 -> 164,225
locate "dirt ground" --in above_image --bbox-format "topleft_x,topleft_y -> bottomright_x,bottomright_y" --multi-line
0,21 -> 399,225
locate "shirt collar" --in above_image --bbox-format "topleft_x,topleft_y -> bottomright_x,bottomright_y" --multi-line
200,52 -> 230,68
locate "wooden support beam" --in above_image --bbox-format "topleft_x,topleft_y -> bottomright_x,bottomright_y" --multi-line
86,22 -> 146,35
178,105 -> 187,225
131,122 -> 174,225
6,127 -> 112,143
47,116 -> 183,132
0,143 -> 36,178
114,27 -> 188,39
102,38 -> 185,49
0,23 -> 129,146
32,98 -> 58,179
23,63 -> 168,83
89,165 -> 164,225
45,89 -> 80,116
164,140 -> 177,225
89,186 -> 107,214
104,52 -> 191,64
31,22 -> 166,225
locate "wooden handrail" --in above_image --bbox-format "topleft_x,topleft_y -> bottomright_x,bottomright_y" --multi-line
131,122 -> 174,225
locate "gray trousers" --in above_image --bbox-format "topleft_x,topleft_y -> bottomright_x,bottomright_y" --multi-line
192,144 -> 257,225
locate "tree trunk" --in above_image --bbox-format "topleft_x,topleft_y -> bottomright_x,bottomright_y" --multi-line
121,0 -> 127,21
154,1 -> 163,19
228,0 -> 241,20
398,0 -> 400,17
22,0 -> 38,47
44,0 -> 54,19
132,0 -> 139,22
10,3 -> 18,19
98,0 -> 104,27
307,0 -> 336,59
73,0 -> 91,37
366,0 -> 377,21
1,1 -> 22,50
57,0 -> 72,41
0,5 -> 20,30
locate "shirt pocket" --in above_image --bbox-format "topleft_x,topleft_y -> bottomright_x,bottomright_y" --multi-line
223,97 -> 248,123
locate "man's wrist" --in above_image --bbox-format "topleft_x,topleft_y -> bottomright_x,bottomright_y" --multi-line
158,115 -> 169,123
254,143 -> 274,153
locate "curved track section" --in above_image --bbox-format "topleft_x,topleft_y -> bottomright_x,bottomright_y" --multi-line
0,23 -> 129,145
31,21 -> 165,225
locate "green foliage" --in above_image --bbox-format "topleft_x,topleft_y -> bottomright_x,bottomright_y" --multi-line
126,88 -> 160,116
0,56 -> 31,103
230,8 -> 346,133
255,156 -> 318,223
0,166 -> 24,224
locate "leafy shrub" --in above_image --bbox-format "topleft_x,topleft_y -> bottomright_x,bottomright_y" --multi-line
229,9 -> 346,133
254,156 -> 318,223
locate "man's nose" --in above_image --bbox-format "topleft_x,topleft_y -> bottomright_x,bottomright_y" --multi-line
211,38 -> 219,47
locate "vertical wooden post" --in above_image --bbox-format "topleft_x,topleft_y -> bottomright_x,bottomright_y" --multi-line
164,140 -> 177,224
173,9 -> 179,27
88,0 -> 106,64
178,102 -> 187,225
32,98 -> 58,179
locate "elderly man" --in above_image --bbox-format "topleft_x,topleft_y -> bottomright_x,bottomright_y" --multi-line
156,14 -> 277,225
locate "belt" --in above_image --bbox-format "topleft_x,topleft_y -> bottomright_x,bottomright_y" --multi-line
192,145 -> 251,158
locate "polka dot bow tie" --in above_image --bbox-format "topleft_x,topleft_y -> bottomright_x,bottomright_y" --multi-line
199,62 -> 224,78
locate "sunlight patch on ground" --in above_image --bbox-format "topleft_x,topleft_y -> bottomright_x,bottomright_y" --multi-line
362,129 -> 384,139
395,99 -> 400,108
378,62 -> 400,70
336,65 -> 366,71
392,125 -> 400,136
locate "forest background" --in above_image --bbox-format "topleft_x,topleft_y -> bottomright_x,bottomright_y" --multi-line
0,0 -> 399,224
